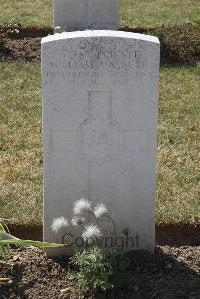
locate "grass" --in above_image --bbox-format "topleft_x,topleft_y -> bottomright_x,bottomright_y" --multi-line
0,63 -> 42,225
157,64 -> 200,224
0,62 -> 199,225
0,0 -> 199,27
0,0 -> 52,26
121,0 -> 200,27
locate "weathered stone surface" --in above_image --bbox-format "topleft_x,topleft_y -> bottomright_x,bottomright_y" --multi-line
53,0 -> 119,31
42,31 -> 160,255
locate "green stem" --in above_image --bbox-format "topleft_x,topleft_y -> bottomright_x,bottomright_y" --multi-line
87,210 -> 101,228
0,245 -> 8,264
0,219 -> 10,262
0,234 -> 9,264
104,215 -> 117,243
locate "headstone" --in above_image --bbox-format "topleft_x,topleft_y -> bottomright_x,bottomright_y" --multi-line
42,31 -> 160,255
53,0 -> 119,31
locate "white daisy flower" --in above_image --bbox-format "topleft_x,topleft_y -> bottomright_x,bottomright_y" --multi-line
73,198 -> 91,215
82,224 -> 102,244
71,216 -> 85,227
94,203 -> 108,218
51,217 -> 69,234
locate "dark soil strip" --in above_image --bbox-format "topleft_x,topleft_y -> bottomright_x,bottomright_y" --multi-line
8,223 -> 200,246
155,224 -> 200,246
0,24 -> 53,37
0,23 -> 199,64
8,223 -> 43,242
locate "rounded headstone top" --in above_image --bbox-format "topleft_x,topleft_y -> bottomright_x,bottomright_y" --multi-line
42,30 -> 160,45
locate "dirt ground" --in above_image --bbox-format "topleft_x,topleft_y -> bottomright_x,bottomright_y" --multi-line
0,245 -> 200,299
0,24 -> 52,62
0,24 -> 199,64
0,37 -> 42,62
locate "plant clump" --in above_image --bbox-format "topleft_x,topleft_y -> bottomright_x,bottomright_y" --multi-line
51,199 -> 133,292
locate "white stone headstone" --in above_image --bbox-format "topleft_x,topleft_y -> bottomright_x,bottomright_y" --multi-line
42,31 -> 160,255
54,0 -> 119,31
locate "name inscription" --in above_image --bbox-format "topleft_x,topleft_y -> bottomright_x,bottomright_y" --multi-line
44,39 -> 147,85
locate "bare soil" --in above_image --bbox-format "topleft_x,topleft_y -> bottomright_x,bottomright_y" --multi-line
1,37 -> 42,62
0,246 -> 199,299
0,24 -> 52,62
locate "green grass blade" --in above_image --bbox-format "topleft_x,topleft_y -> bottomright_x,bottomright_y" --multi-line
0,224 -> 5,232
0,220 -> 10,234
0,240 -> 64,248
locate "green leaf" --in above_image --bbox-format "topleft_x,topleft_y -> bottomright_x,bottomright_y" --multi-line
0,231 -> 19,240
0,240 -> 64,248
